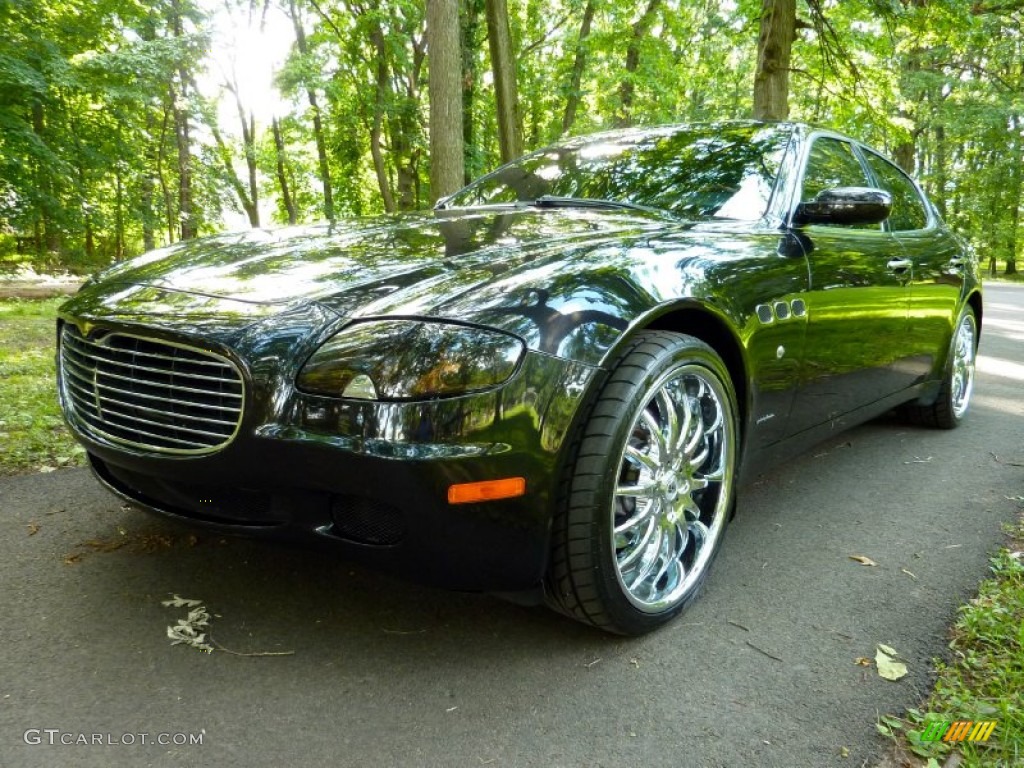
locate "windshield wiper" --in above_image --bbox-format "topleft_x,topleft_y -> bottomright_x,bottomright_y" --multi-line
525,195 -> 671,217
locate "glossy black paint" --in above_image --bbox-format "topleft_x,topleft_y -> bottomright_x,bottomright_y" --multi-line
56,121 -> 982,595
793,186 -> 892,226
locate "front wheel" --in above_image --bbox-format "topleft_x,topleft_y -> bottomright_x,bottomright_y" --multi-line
544,331 -> 739,635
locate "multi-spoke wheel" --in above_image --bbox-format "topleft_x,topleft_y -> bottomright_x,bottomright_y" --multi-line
904,306 -> 977,429
544,331 -> 738,635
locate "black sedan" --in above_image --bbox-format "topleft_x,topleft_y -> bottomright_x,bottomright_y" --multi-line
57,121 -> 981,635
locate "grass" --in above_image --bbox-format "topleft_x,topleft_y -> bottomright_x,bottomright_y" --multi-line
0,297 -> 86,474
884,512 -> 1024,767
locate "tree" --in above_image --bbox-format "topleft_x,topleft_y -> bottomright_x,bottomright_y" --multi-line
486,0 -> 523,162
425,0 -> 465,201
286,0 -> 336,221
752,0 -> 796,120
561,0 -> 596,135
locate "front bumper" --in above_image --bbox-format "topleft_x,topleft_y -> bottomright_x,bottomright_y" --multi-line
58,307 -> 600,592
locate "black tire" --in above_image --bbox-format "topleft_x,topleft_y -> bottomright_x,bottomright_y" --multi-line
544,331 -> 739,635
903,306 -> 977,430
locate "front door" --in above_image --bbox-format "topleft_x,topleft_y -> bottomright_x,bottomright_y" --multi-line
787,136 -> 913,435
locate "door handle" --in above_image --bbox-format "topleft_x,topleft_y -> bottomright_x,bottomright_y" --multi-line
886,258 -> 912,273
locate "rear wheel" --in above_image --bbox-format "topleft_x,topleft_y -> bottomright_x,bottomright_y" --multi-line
904,306 -> 977,429
544,331 -> 738,635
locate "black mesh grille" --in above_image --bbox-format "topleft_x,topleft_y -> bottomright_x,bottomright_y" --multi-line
60,325 -> 243,454
330,495 -> 406,545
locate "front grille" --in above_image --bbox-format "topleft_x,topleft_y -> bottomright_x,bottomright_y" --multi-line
60,324 -> 244,454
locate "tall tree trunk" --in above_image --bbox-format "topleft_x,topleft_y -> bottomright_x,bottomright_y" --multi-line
617,0 -> 661,127
387,27 -> 427,210
170,0 -> 195,239
77,163 -> 95,259
561,0 -> 595,135
752,0 -> 796,121
1007,117 -> 1021,275
31,100 -> 60,255
171,81 -> 194,240
486,0 -> 523,162
461,0 -> 484,184
141,112 -> 156,253
211,123 -> 260,226
115,157 -> 125,260
156,100 -> 177,243
141,169 -> 156,252
227,78 -> 260,227
272,118 -> 298,225
367,21 -> 397,212
933,122 -> 947,219
288,0 -> 335,221
426,0 -> 465,202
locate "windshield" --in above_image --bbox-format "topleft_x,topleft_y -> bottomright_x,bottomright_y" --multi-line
443,122 -> 793,221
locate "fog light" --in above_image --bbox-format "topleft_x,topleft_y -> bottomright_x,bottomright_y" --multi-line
342,374 -> 377,400
448,477 -> 526,504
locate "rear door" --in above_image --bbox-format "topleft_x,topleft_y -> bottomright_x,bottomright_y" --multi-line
860,149 -> 964,384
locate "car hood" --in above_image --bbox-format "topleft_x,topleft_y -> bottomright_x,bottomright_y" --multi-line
72,209 -> 674,316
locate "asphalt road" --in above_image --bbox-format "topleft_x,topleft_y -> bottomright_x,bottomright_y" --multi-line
2,283 -> 1022,768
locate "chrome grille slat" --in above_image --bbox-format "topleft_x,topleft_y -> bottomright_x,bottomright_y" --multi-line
77,389 -> 239,428
74,411 -> 217,449
63,335 -> 239,385
66,333 -> 232,368
60,325 -> 244,455
76,400 -> 234,440
91,378 -> 241,413
92,367 -> 242,399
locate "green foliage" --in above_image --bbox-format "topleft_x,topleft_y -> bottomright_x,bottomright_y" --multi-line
0,298 -> 85,474
1,0 -> 1023,273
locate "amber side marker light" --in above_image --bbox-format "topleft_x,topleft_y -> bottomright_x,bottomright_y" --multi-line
448,477 -> 527,504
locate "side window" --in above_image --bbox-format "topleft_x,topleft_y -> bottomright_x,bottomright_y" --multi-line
800,137 -> 878,229
802,138 -> 871,199
862,151 -> 929,231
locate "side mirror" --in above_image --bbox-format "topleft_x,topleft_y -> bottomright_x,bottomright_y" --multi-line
793,187 -> 892,227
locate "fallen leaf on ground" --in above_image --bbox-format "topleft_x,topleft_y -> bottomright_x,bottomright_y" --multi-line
162,595 -> 203,608
849,555 -> 878,566
26,523 -> 39,536
63,553 -> 81,565
875,644 -> 908,681
903,456 -> 933,464
901,568 -> 917,579
854,657 -> 872,666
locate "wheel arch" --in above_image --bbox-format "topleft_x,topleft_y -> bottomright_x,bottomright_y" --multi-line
605,303 -> 750,443
967,289 -> 983,339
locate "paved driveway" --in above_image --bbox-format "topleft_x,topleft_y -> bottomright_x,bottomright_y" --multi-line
1,282 -> 1022,767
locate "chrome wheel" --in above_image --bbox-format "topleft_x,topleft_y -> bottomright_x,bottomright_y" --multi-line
950,312 -> 976,419
611,363 -> 735,613
544,331 -> 738,634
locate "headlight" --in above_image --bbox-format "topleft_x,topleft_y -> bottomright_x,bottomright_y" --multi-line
296,319 -> 525,400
